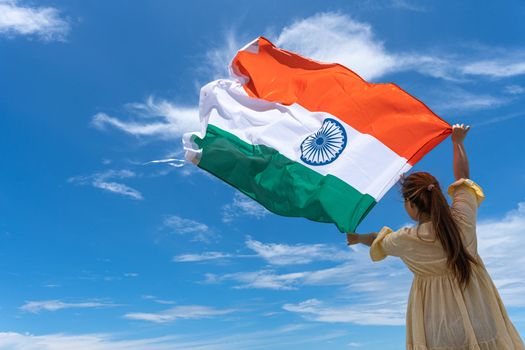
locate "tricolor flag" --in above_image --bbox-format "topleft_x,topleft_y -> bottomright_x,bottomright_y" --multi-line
183,37 -> 451,233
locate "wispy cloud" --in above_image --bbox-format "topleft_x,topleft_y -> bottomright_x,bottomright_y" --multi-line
205,270 -> 306,291
477,202 -> 525,307
0,0 -> 69,41
173,251 -> 234,262
68,169 -> 143,200
92,97 -> 199,140
425,86 -> 511,113
20,300 -> 116,313
0,325 -> 348,350
173,238 -> 349,265
504,85 -> 524,95
222,193 -> 269,223
162,215 -> 217,243
245,238 -> 350,265
472,112 -> 524,127
273,12 -> 525,82
124,305 -> 237,323
389,0 -> 426,12
275,13 -> 398,81
461,57 -> 525,78
204,29 -> 241,80
283,298 -> 404,326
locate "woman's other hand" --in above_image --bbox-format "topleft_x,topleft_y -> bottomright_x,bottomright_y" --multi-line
346,232 -> 378,246
452,124 -> 470,180
346,232 -> 360,245
451,123 -> 470,144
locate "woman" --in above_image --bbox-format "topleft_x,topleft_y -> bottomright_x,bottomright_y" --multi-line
346,124 -> 524,349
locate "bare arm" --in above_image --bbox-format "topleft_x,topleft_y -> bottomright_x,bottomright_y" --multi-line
452,124 -> 470,180
346,232 -> 378,247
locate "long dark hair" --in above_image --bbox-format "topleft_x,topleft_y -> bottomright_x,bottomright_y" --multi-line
401,172 -> 477,288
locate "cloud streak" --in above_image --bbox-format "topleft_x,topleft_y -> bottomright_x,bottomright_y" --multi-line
222,193 -> 269,223
0,0 -> 69,40
477,202 -> 525,307
275,13 -> 398,81
68,169 -> 143,200
20,300 -> 116,313
124,305 -> 237,323
92,97 -> 199,140
245,238 -> 350,265
283,298 -> 405,326
172,237 -> 350,265
0,325 -> 348,350
163,215 -> 218,243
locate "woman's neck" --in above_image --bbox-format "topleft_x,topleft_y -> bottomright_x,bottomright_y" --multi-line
418,213 -> 431,224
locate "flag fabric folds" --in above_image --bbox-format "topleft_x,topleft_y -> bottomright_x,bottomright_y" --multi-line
183,37 -> 451,233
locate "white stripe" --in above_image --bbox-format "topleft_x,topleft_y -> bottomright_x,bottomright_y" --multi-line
191,79 -> 411,201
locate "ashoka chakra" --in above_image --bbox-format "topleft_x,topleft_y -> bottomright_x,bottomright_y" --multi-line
300,118 -> 347,166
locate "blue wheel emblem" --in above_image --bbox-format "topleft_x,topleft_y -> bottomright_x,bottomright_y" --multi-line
300,118 -> 347,166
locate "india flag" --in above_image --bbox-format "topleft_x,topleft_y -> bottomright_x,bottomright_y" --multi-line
183,37 -> 451,233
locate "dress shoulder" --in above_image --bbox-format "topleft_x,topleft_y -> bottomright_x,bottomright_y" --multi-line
447,178 -> 485,226
370,226 -> 411,262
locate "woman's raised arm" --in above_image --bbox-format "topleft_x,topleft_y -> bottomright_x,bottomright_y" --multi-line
452,124 -> 470,180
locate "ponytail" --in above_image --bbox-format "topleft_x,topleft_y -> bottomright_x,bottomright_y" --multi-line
401,172 -> 477,289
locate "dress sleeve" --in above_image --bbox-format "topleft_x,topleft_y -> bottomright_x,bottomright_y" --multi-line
370,226 -> 411,262
447,178 -> 485,225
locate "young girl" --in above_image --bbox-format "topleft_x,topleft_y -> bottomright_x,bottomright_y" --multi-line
347,124 -> 524,350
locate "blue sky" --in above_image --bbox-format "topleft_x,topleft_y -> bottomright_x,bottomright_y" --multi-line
1,0 -> 525,348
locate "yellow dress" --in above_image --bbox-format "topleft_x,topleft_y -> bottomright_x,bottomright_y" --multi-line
370,178 -> 525,350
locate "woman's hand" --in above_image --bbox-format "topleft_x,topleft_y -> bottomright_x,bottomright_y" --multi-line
451,123 -> 470,144
346,232 -> 360,245
452,124 -> 470,180
346,232 -> 378,246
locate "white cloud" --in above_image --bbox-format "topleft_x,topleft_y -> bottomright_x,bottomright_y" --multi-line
273,12 -> 525,82
20,300 -> 116,313
462,58 -> 525,78
0,326 -> 347,350
245,238 -> 350,265
173,238 -> 349,265
275,13 -> 398,81
504,85 -> 525,95
204,238 -> 416,327
283,298 -> 404,326
472,112 -> 525,127
477,202 -> 525,307
92,181 -> 142,200
0,0 -> 69,40
204,30 -> 241,80
124,305 -> 236,323
68,169 -> 143,200
173,251 -> 233,262
163,215 -> 217,243
92,97 -> 199,140
389,0 -> 426,11
205,270 -> 306,291
222,192 -> 269,223
426,86 -> 510,113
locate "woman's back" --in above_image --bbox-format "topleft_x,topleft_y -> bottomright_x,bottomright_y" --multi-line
370,179 -> 524,349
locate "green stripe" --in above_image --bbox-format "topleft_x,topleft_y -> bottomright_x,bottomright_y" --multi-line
194,124 -> 376,233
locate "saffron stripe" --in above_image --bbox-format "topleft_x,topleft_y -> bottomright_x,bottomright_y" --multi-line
231,37 -> 452,164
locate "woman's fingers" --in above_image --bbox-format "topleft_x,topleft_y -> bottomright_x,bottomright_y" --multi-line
346,233 -> 360,245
